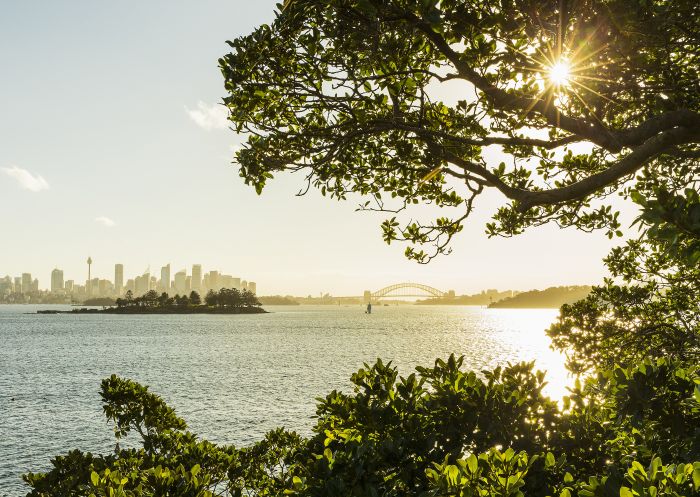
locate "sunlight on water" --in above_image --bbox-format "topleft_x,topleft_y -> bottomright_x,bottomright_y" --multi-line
0,304 -> 571,495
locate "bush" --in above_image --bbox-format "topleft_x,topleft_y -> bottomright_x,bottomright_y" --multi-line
23,356 -> 700,496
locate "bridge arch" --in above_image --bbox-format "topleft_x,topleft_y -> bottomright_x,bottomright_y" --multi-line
367,282 -> 448,301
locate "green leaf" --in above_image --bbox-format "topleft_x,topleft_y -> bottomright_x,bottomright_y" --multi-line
466,454 -> 478,474
620,487 -> 634,497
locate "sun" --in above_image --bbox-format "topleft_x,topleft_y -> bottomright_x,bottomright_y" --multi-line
548,60 -> 571,87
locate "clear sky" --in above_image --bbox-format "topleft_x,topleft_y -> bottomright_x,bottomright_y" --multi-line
0,1 -> 636,296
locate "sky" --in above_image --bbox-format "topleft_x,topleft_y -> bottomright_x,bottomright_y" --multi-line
0,1 -> 637,296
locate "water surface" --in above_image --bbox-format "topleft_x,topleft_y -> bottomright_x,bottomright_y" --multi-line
0,304 -> 568,495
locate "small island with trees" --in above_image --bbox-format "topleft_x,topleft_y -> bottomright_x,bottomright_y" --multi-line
39,288 -> 266,314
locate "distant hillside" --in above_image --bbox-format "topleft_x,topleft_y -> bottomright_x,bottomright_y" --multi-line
259,295 -> 300,305
488,286 -> 592,309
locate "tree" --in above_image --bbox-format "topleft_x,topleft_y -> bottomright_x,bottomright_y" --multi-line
189,290 -> 202,306
158,292 -> 170,308
548,228 -> 700,374
142,290 -> 159,308
242,289 -> 262,308
205,289 -> 218,307
221,0 -> 699,261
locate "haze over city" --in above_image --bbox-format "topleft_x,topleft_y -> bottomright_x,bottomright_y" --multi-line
1,1 -> 635,296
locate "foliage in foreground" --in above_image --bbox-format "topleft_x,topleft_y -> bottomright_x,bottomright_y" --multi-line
24,355 -> 700,496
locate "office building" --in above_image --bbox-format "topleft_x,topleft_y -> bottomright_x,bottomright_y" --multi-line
208,271 -> 220,292
135,273 -> 149,296
248,281 -> 257,295
160,264 -> 171,293
51,268 -> 64,293
22,273 -> 32,293
191,264 -> 202,291
115,264 -> 124,296
174,270 -> 187,295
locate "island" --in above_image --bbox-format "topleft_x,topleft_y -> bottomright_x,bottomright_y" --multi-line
38,288 -> 267,314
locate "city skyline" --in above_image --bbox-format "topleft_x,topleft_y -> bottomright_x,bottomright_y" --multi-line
0,259 -> 256,298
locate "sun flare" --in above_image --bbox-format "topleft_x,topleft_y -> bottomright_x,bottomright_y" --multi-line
548,60 -> 571,87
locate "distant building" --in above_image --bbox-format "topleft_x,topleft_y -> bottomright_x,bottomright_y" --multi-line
208,271 -> 220,292
98,279 -> 113,296
31,278 -> 39,292
114,264 -> 124,296
232,277 -> 241,290
14,277 -> 22,293
51,269 -> 64,293
191,265 -> 202,291
241,280 -> 248,291
160,264 -> 171,293
174,270 -> 187,295
22,273 -> 32,293
247,282 -> 256,295
135,274 -> 149,296
125,279 -> 135,294
65,280 -> 74,292
0,276 -> 12,295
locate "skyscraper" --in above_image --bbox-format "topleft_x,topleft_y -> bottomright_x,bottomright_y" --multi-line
115,264 -> 124,296
22,273 -> 32,294
191,264 -> 202,291
135,274 -> 149,296
160,264 -> 171,292
174,270 -> 187,295
51,268 -> 64,293
248,282 -> 257,295
209,271 -> 220,292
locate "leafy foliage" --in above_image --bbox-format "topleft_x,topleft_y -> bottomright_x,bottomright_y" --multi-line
220,0 -> 699,261
23,356 -> 700,496
548,227 -> 700,374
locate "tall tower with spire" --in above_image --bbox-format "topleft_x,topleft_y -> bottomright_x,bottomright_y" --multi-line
87,257 -> 93,296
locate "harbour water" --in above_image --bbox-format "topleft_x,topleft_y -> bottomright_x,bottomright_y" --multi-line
0,304 -> 569,495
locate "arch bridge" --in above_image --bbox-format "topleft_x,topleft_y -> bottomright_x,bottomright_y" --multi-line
364,282 -> 454,303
